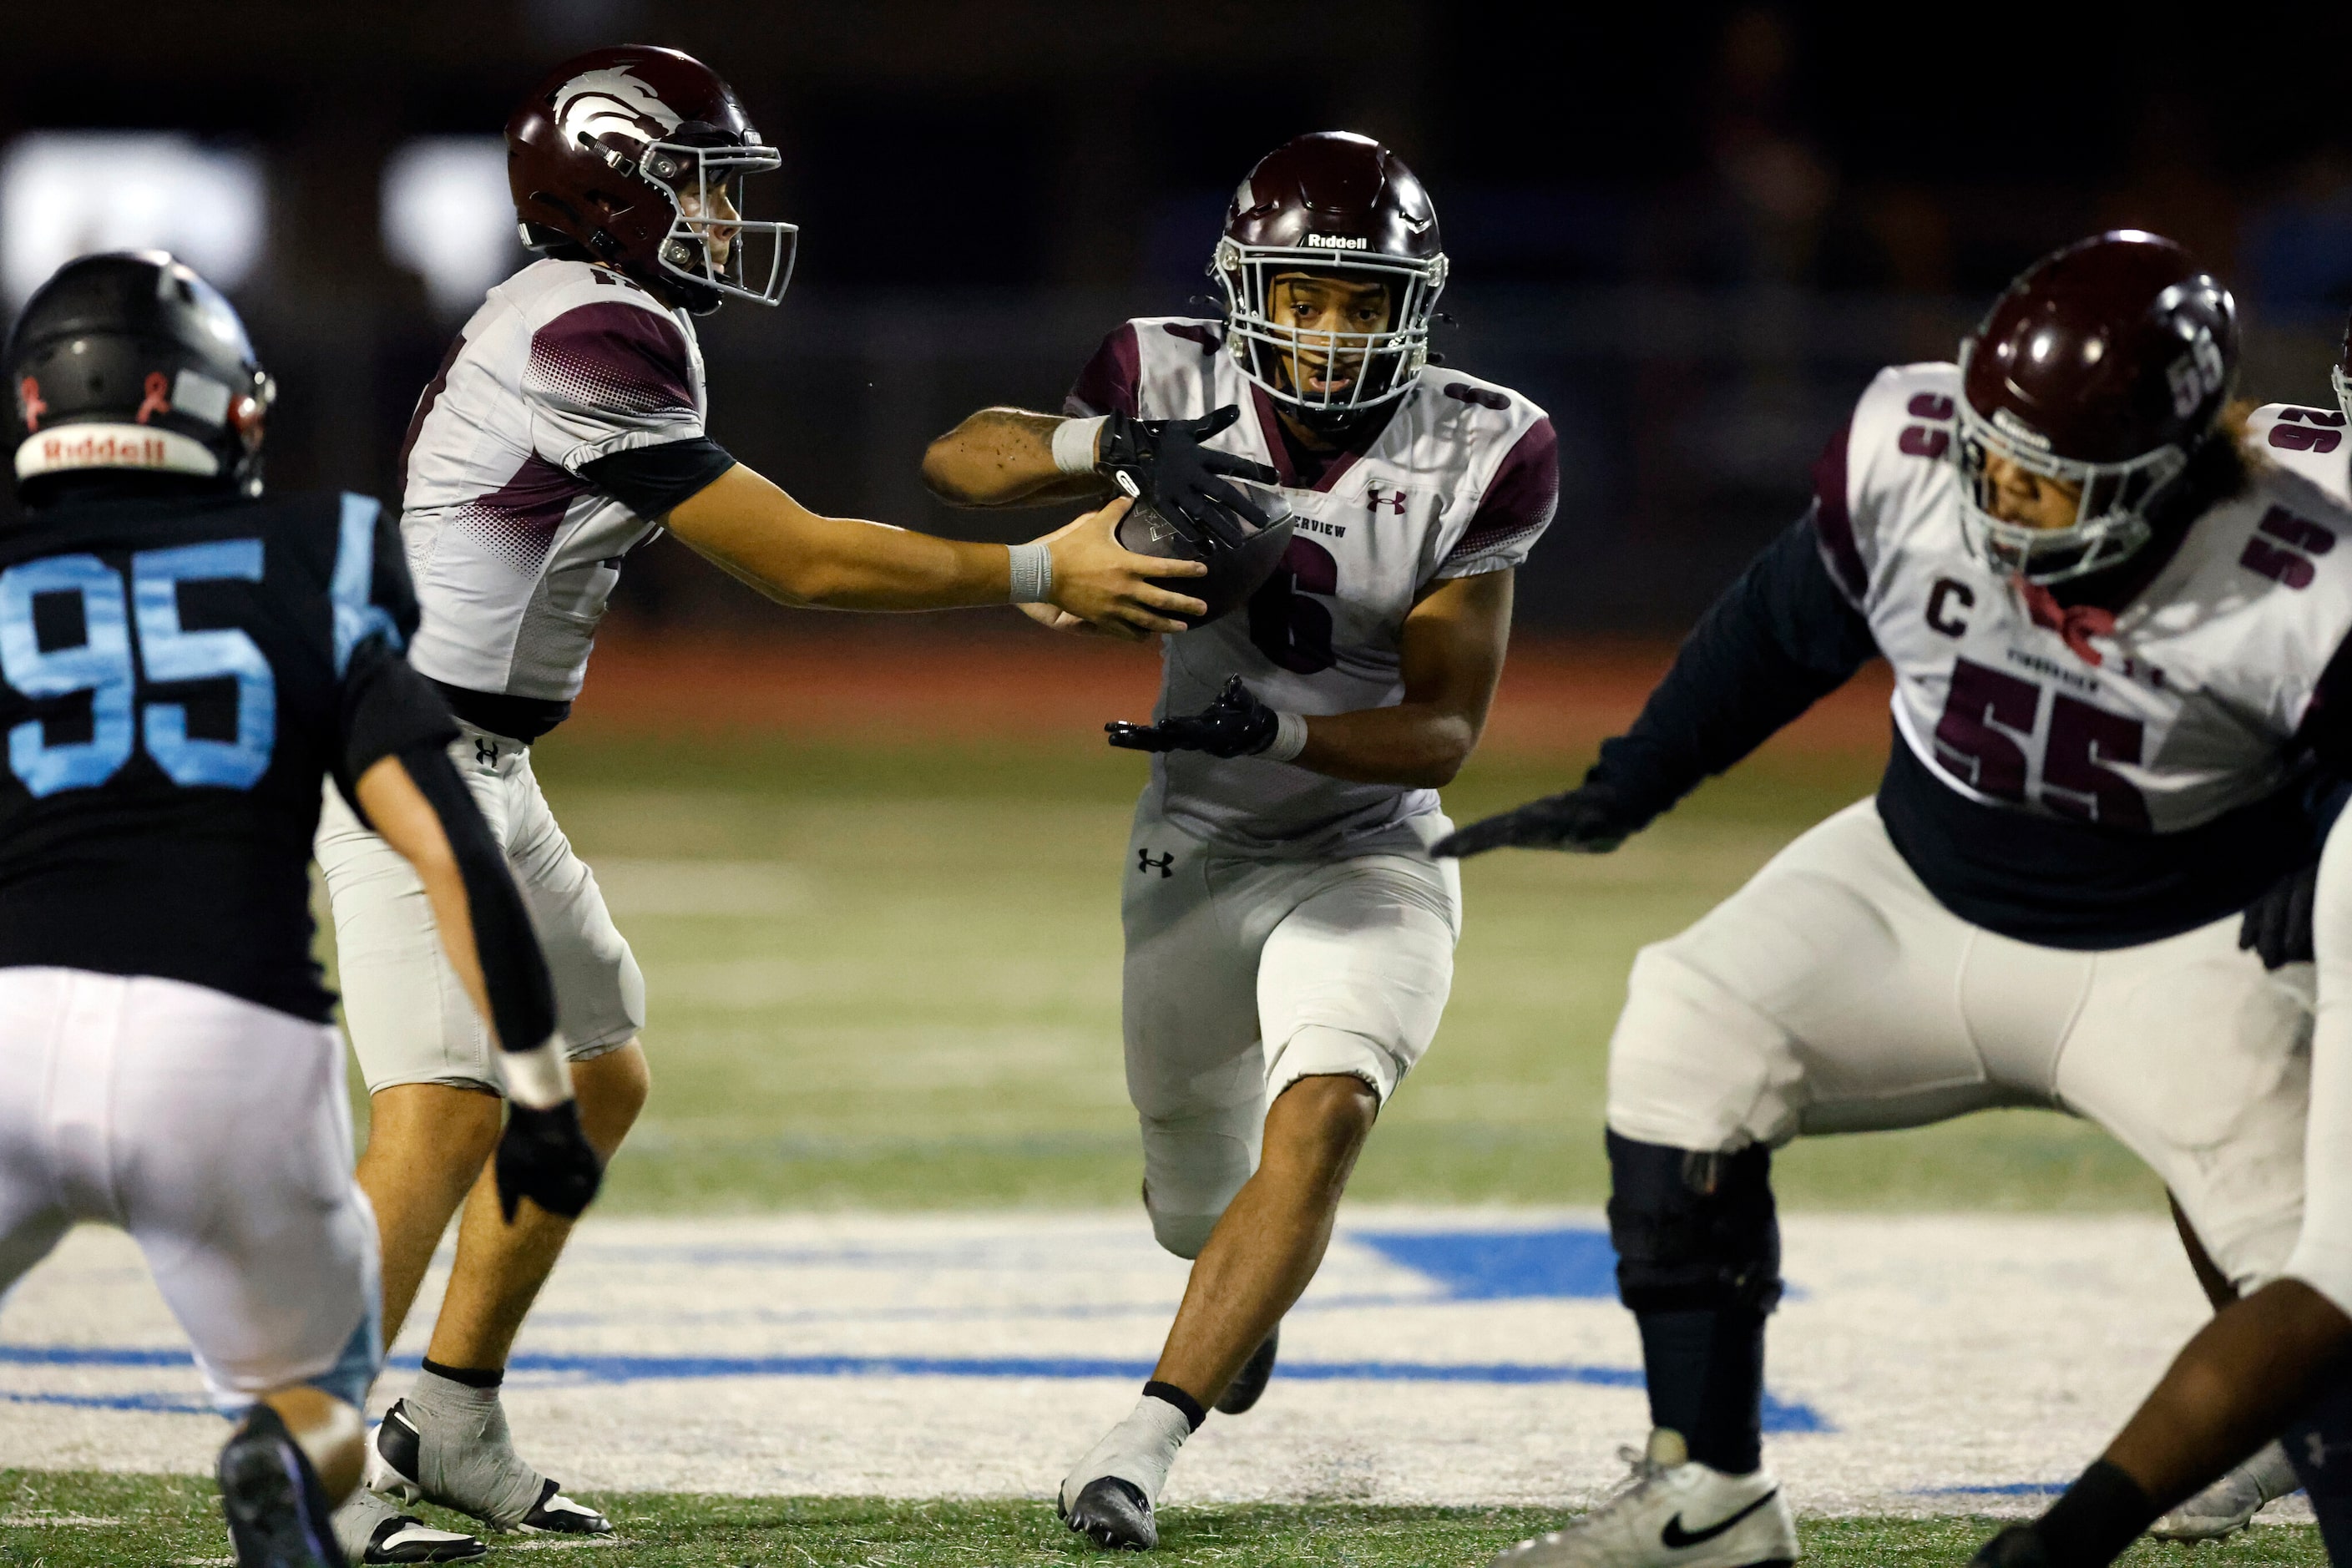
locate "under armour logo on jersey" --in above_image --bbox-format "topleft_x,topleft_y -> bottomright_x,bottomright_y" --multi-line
475,737 -> 500,767
1364,486 -> 1407,516
1138,848 -> 1174,878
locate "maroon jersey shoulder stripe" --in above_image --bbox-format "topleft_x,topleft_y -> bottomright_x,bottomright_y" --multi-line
529,301 -> 695,418
1064,322 -> 1141,419
1448,416 -> 1559,564
1811,419 -> 1867,604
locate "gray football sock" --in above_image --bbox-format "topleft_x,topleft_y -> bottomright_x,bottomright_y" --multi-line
394,1369 -> 546,1529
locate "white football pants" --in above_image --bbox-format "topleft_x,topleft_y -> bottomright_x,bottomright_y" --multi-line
0,968 -> 382,1412
1122,802 -> 1459,1258
2290,810 -> 2352,1315
316,719 -> 644,1094
1610,798 -> 2311,1290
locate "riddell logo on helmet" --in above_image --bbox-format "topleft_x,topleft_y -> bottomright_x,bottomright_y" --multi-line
1303,234 -> 1369,250
37,432 -> 171,468
1990,408 -> 2053,450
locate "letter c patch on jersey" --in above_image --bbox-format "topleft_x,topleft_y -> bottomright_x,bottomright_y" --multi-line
1926,578 -> 1974,639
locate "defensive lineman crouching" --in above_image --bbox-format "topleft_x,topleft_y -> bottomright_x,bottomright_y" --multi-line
0,253 -> 598,1568
925,131 -> 1558,1550
1444,232 -> 2344,1568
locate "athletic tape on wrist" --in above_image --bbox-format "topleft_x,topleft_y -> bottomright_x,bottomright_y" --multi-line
1051,415 -> 1106,476
1261,711 -> 1309,763
1007,542 -> 1054,604
499,1037 -> 574,1110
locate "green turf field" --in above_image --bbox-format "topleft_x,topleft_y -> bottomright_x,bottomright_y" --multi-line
0,1472 -> 2328,1567
471,726 -> 2166,1216
138,725 -> 2203,1568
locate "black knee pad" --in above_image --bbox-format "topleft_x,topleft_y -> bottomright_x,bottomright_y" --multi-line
1605,1129 -> 1783,1316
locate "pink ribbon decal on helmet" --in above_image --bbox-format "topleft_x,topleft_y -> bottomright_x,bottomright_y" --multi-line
135,372 -> 170,426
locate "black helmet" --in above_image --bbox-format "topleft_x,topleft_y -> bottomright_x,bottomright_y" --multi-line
6,250 -> 274,499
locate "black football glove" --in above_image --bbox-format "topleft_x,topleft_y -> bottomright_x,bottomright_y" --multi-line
493,1100 -> 604,1223
1432,785 -> 1641,859
1106,675 -> 1280,758
1098,406 -> 1280,554
2240,860 -> 2319,970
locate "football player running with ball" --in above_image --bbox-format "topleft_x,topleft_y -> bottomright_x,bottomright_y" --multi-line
1971,321 -> 2352,1568
0,253 -> 599,1568
317,44 -> 1198,1561
924,131 -> 1559,1550
1442,231 -> 2350,1568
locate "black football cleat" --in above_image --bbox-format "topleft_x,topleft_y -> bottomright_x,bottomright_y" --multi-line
1215,1326 -> 1280,1415
217,1404 -> 346,1568
1060,1476 -> 1158,1551
1970,1525 -> 2052,1568
517,1478 -> 614,1535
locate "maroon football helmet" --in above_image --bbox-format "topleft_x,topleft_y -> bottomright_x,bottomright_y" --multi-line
1213,132 -> 1446,428
1955,230 -> 2237,584
506,45 -> 795,313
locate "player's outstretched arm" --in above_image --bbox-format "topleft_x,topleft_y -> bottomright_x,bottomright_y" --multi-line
1105,570 -> 1512,787
1436,511 -> 1879,857
664,463 -> 1205,636
355,748 -> 602,1223
922,407 -> 1106,508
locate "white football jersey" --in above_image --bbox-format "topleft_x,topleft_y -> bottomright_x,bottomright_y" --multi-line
2246,400 -> 2351,504
397,257 -> 708,702
1828,363 -> 2352,834
1069,317 -> 1558,857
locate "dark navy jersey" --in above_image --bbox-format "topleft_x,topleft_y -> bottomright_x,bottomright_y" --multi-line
0,488 -> 457,1019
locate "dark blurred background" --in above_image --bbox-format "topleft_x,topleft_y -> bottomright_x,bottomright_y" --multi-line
5,1 -> 2350,632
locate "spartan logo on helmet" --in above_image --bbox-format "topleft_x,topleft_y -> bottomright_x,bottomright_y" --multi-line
507,44 -> 798,314
551,68 -> 683,144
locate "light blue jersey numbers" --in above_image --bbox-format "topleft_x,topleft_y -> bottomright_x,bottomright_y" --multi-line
0,543 -> 276,797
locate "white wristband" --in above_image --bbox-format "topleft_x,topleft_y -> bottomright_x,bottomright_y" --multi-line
499,1037 -> 574,1110
1051,415 -> 1105,476
1260,711 -> 1309,764
1007,542 -> 1054,604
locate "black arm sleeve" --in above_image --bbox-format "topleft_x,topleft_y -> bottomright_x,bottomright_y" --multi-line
579,437 -> 738,520
397,741 -> 559,1060
1584,511 -> 1879,827
334,636 -> 459,819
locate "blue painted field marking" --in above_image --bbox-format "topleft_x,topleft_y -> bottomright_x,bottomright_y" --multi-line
0,1388 -> 214,1414
0,1345 -> 189,1366
0,1343 -> 1834,1434
1353,1227 -> 1620,1300
1912,1483 -> 2066,1496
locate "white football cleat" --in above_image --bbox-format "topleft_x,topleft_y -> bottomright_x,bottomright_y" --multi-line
1489,1430 -> 1797,1568
2149,1440 -> 2300,1542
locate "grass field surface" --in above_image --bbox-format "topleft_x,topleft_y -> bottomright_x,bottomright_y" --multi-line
8,633 -> 2238,1565
0,1474 -> 2329,1567
503,685 -> 2162,1216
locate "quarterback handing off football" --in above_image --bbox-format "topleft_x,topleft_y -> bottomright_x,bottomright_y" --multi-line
1103,404 -> 1292,629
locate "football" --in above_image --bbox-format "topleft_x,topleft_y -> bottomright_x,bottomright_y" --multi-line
1114,492 -> 1296,630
